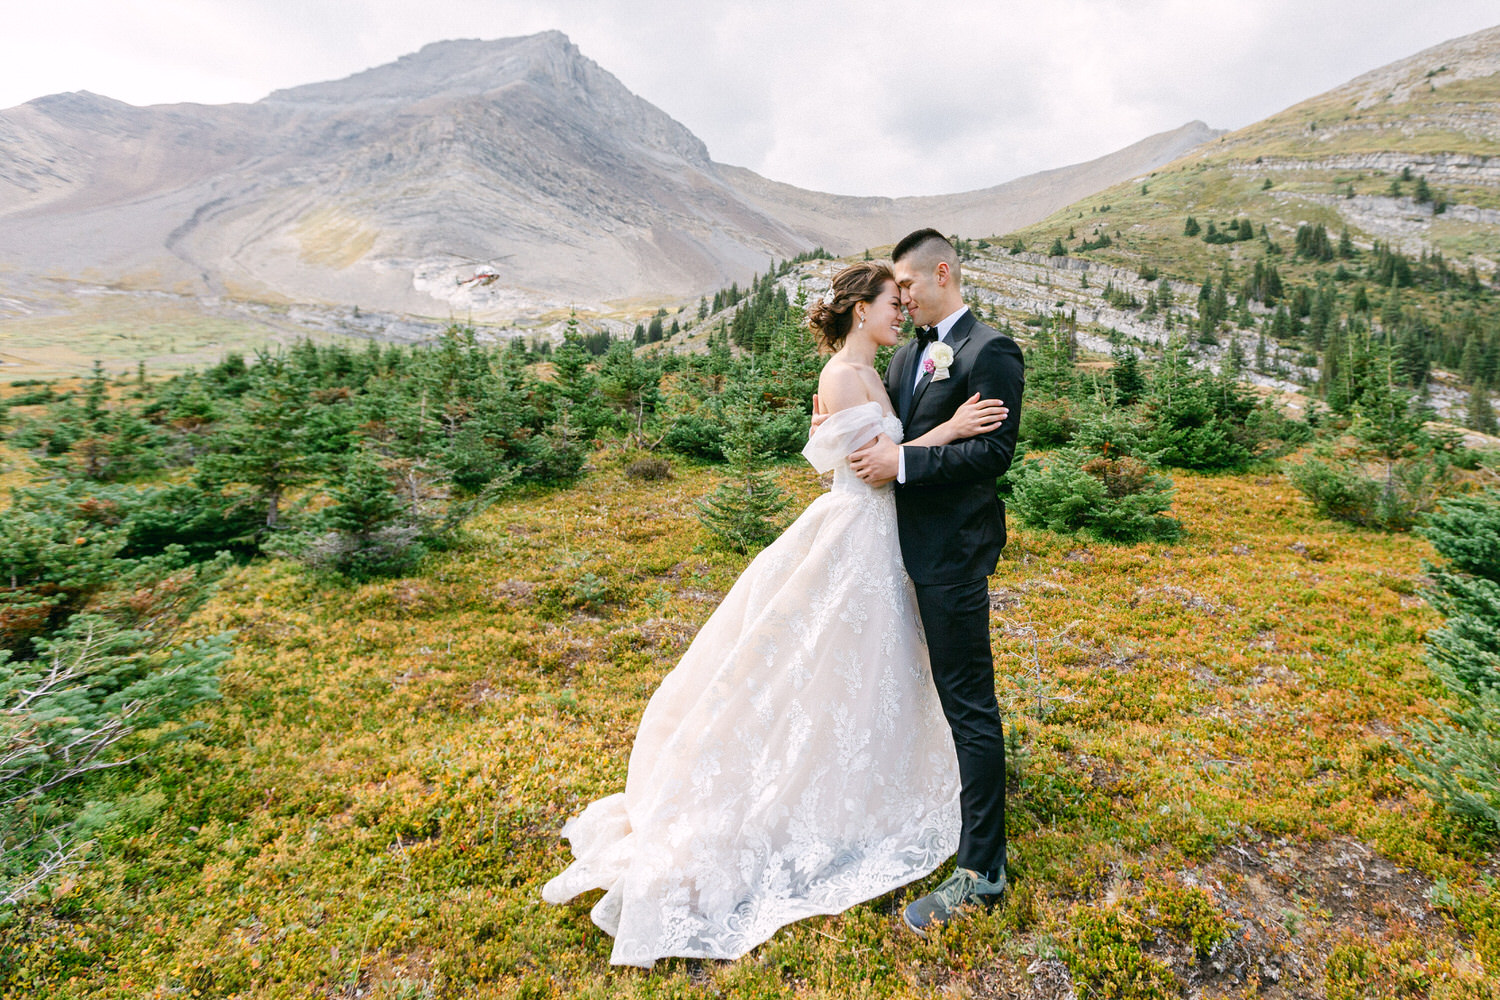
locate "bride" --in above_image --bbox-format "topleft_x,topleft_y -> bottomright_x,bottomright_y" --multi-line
542,261 -> 1008,967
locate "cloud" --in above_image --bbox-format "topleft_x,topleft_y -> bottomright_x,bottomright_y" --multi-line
1,0 -> 1497,195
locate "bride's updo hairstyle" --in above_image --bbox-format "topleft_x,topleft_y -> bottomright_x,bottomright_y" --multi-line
807,261 -> 894,353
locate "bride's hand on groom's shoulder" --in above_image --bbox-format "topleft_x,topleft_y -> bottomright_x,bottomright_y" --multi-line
808,393 -> 830,438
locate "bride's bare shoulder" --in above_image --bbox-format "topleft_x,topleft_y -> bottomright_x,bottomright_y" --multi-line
817,357 -> 870,411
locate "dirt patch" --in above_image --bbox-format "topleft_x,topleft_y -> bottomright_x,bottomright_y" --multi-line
1131,584 -> 1227,616
990,587 -> 1025,612
1188,836 -> 1438,996
389,580 -> 435,612
944,836 -> 1446,999
463,678 -> 506,705
485,579 -> 536,605
630,617 -> 700,650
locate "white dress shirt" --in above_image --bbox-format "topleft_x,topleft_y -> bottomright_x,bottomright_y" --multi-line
898,306 -> 969,484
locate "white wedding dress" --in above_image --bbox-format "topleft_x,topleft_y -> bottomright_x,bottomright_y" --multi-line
542,401 -> 961,967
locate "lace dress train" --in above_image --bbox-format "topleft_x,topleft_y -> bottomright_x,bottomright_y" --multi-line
542,402 -> 960,967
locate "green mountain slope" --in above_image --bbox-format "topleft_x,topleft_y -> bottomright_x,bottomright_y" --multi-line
949,24 -> 1500,427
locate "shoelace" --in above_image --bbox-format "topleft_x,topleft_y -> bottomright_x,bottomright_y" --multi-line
933,868 -> 984,908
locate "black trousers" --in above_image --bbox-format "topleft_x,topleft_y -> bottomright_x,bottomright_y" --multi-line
913,577 -> 1007,876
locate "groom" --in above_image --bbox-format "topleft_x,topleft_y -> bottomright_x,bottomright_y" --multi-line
848,228 -> 1025,936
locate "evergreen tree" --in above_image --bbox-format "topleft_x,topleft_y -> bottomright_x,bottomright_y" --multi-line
1401,491 -> 1500,832
696,373 -> 790,553
598,340 -> 661,446
1141,343 -> 1262,471
1307,285 -> 1336,351
1381,283 -> 1404,332
1295,223 -> 1334,261
1,615 -> 232,904
83,361 -> 108,432
196,357 -> 323,530
1225,334 -> 1246,379
549,322 -> 610,445
1271,304 -> 1293,343
1350,354 -> 1428,465
1183,216 -> 1201,237
1467,387 -> 1498,436
300,448 -> 428,578
1111,346 -> 1145,405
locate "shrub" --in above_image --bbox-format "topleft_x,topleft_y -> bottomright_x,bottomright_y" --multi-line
1081,455 -> 1157,498
624,456 -> 673,482
1289,453 -> 1453,532
662,409 -> 725,459
1068,403 -> 1152,461
1019,398 -> 1081,449
517,426 -> 587,484
1287,458 -> 1382,525
118,481 -> 265,561
280,452 -> 430,579
1009,451 -> 1180,543
0,485 -> 129,653
1065,904 -> 1182,999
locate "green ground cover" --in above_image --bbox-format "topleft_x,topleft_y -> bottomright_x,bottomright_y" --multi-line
5,458 -> 1496,999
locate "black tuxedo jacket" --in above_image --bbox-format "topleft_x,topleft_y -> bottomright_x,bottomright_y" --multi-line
887,309 -> 1025,585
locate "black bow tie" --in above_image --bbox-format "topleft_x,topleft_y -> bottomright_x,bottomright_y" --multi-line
916,326 -> 939,347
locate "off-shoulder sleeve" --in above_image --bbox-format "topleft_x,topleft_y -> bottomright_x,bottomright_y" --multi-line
801,401 -> 887,473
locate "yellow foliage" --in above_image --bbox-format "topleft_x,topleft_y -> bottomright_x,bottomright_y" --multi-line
6,462 -> 1493,999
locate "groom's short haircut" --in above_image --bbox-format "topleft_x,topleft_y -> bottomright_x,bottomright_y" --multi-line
892,228 -> 960,284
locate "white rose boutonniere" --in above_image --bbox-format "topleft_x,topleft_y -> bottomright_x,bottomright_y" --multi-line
925,342 -> 954,381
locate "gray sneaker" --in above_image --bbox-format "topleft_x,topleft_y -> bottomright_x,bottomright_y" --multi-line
901,867 -> 1007,938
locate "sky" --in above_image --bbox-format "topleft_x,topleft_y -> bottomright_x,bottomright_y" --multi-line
3,1 -> 1498,197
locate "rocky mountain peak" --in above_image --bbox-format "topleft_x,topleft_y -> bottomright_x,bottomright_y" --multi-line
263,33 -> 558,107
1331,24 -> 1500,109
20,90 -> 140,130
260,31 -> 708,165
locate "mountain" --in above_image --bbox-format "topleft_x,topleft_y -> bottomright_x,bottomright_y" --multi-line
0,33 -> 1215,320
931,24 -> 1500,424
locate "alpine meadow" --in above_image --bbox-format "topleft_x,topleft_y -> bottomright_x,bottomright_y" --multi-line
5,21 -> 1500,1000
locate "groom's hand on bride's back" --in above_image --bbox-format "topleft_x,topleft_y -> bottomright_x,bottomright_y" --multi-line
849,435 -> 898,486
